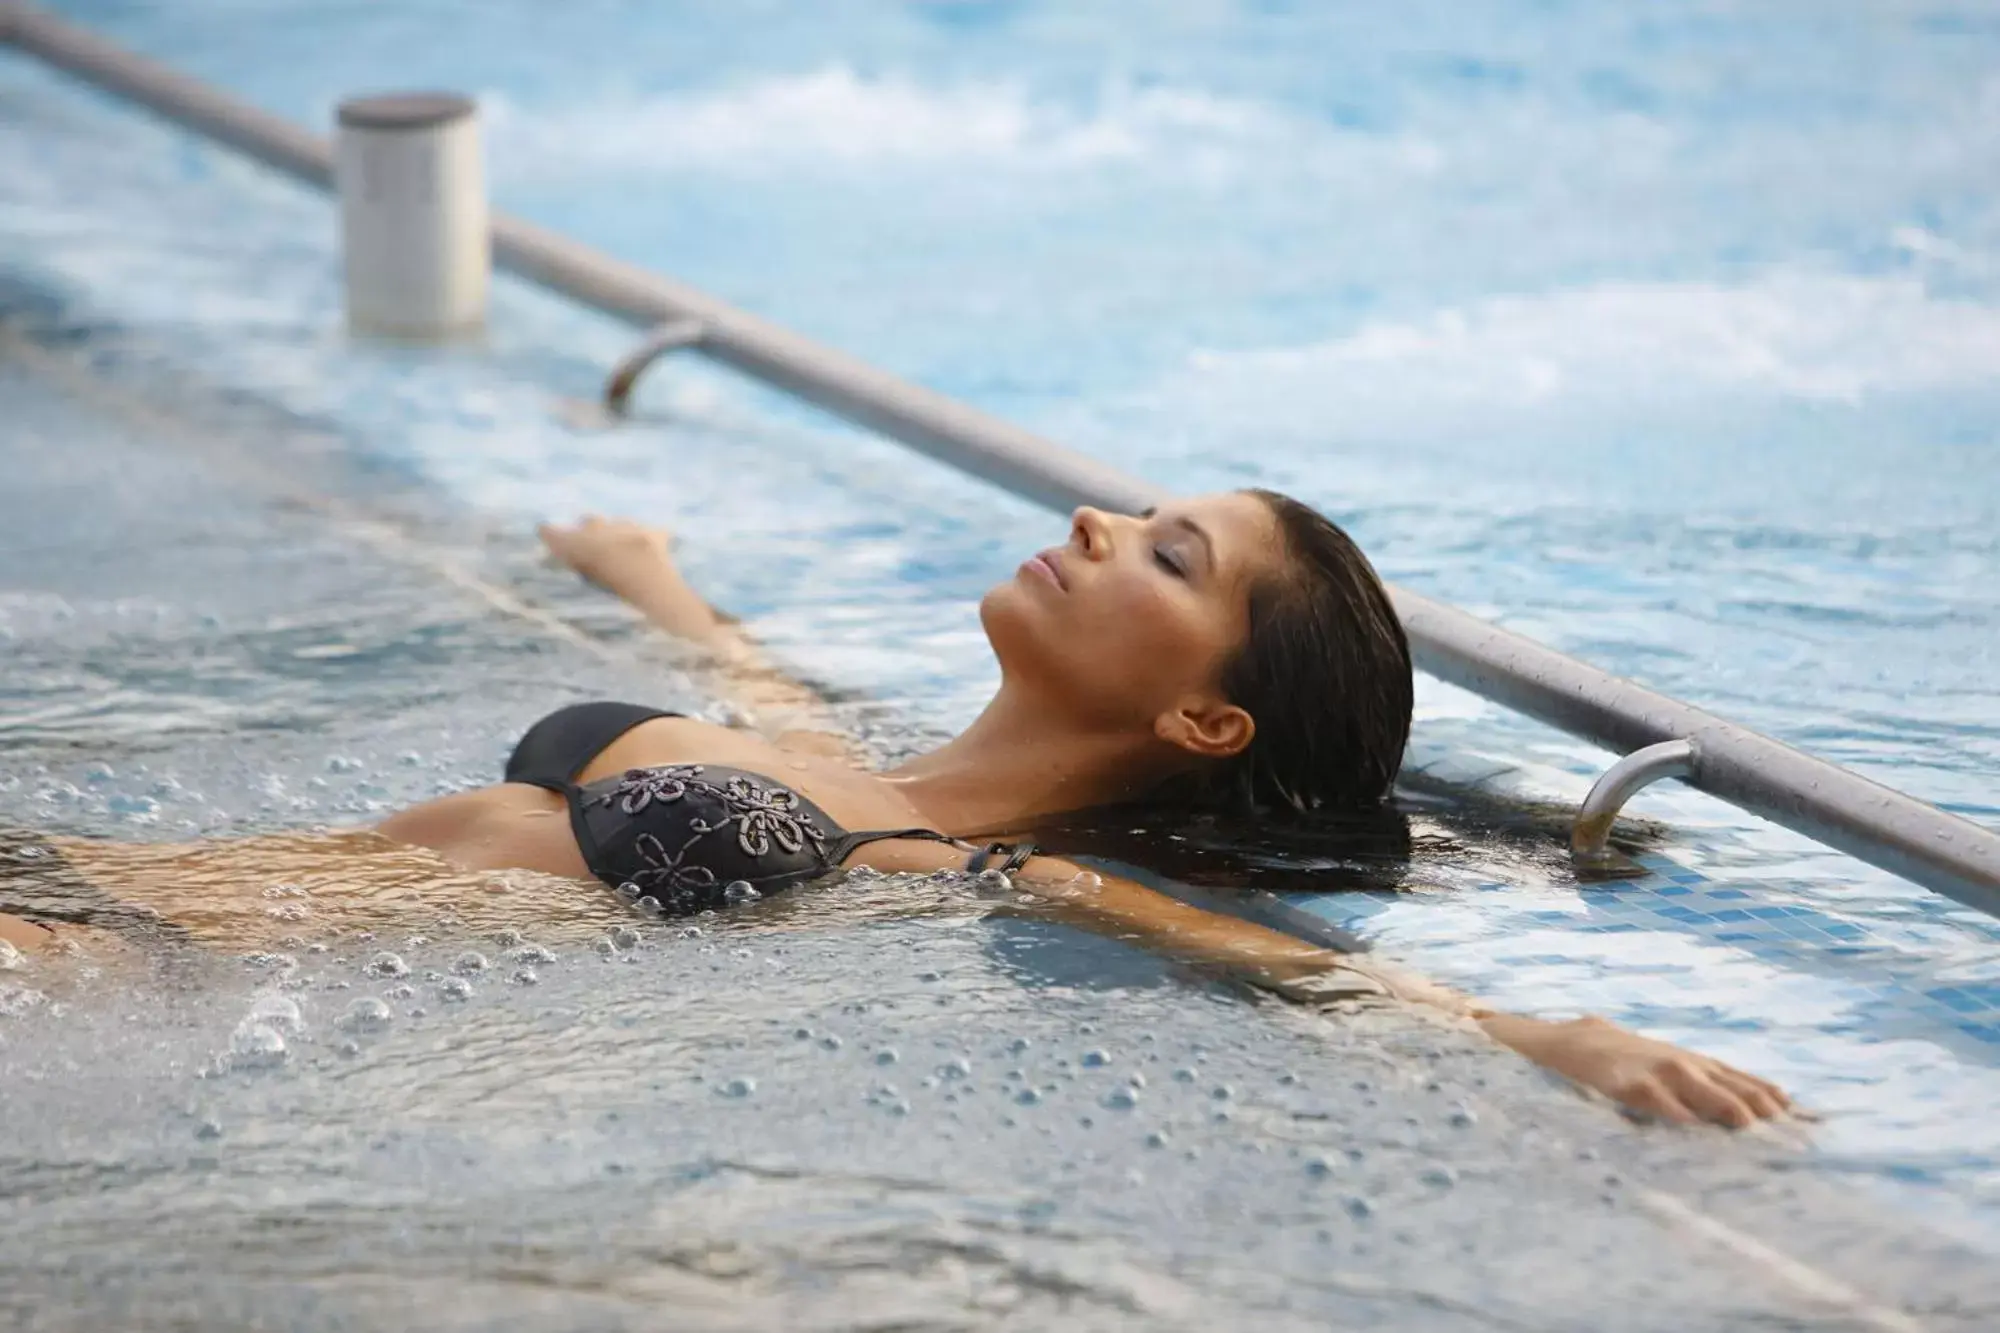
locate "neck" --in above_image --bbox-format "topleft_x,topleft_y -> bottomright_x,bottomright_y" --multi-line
885,683 -> 1168,836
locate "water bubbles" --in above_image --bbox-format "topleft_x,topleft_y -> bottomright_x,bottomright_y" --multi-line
511,967 -> 540,987
1344,1196 -> 1375,1221
819,1034 -> 844,1051
610,926 -> 640,950
594,938 -> 616,957
1305,1155 -> 1338,1179
1172,1067 -> 1196,1083
1419,1165 -> 1458,1190
399,751 -> 423,767
615,881 -> 641,900
1102,1086 -> 1140,1111
1080,1049 -> 1111,1068
110,794 -> 160,822
240,952 -> 298,975
451,951 -> 489,975
916,969 -> 943,983
363,951 -> 408,979
83,762 -> 115,784
325,755 -> 363,774
1211,1084 -> 1234,1101
874,1048 -> 899,1066
336,997 -> 393,1032
634,896 -> 664,917
1448,1106 -> 1478,1129
264,903 -> 310,923
438,977 -> 474,1003
1008,1037 -> 1031,1055
383,984 -> 415,1001
229,1021 -> 289,1070
678,925 -> 704,940
720,1076 -> 756,1098
244,994 -> 304,1035
194,1118 -> 223,1141
723,880 -> 761,906
0,984 -> 49,1017
509,945 -> 557,966
494,929 -> 525,948
972,868 -> 1012,896
0,940 -> 23,973
1015,1088 -> 1043,1106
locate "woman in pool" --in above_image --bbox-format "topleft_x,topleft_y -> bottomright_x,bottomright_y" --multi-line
0,490 -> 1789,1128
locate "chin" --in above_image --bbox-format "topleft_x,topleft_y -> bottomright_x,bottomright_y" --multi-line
979,580 -> 1053,677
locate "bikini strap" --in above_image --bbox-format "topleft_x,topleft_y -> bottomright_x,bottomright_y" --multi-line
964,841 -> 1038,875
832,829 -> 1038,876
832,827 -> 964,863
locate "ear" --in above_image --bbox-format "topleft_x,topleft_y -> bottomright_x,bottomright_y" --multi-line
1154,697 -> 1256,760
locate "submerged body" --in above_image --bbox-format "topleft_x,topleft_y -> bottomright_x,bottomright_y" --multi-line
2,495 -> 1794,1129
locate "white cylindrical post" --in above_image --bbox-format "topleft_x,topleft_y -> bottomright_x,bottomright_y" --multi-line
335,92 -> 488,339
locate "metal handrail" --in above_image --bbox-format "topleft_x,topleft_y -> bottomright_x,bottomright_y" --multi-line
1571,740 -> 1699,870
6,1 -> 1997,917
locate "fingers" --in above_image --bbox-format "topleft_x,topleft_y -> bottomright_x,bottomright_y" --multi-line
1622,1076 -> 1701,1126
1639,1059 -> 1796,1129
1711,1065 -> 1790,1121
1664,1062 -> 1759,1128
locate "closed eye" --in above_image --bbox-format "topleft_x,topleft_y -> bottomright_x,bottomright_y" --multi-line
1154,545 -> 1188,579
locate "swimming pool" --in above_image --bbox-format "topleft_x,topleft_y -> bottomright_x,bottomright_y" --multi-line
3,0 -> 1999,1323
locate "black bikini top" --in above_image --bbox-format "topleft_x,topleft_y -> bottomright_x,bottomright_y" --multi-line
505,701 -> 1033,913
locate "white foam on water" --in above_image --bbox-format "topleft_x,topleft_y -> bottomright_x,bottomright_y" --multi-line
482,68 -> 1344,179
1166,271 -> 2000,438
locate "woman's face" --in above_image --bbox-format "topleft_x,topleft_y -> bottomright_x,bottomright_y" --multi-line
980,491 -> 1284,739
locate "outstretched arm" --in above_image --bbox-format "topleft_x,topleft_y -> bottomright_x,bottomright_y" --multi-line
863,836 -> 1792,1128
539,517 -> 847,752
1024,859 -> 1792,1127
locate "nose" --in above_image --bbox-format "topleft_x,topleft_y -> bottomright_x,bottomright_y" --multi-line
1069,506 -> 1115,561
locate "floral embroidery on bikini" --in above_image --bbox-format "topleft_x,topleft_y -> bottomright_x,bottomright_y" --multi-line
724,774 -> 825,858
603,765 -> 702,814
594,765 -> 829,903
627,831 -> 720,905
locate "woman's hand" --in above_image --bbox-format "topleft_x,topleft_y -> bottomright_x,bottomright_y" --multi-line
538,515 -> 678,592
1478,1012 -> 1793,1128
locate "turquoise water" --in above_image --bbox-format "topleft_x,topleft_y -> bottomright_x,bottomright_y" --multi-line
3,0 -> 1999,1293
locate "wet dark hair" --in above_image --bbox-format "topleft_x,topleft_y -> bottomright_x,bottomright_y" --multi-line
1164,490 -> 1413,813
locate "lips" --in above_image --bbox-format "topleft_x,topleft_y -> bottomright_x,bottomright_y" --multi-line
1022,549 -> 1068,591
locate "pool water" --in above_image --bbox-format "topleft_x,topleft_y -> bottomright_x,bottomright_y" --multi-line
3,0 -> 1999,1322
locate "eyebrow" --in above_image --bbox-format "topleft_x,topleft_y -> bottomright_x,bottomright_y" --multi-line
1138,507 -> 1216,570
